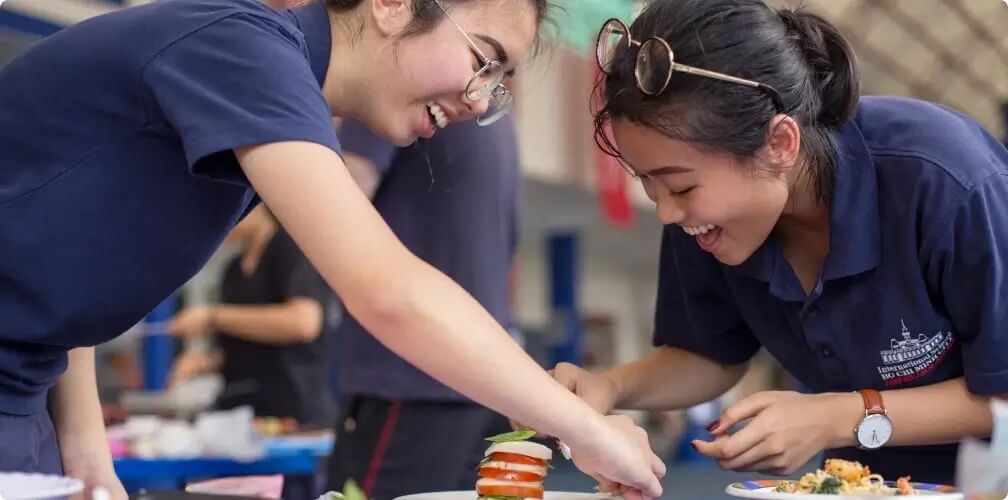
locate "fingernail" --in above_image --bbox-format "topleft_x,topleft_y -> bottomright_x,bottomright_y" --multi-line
707,420 -> 720,432
690,441 -> 699,452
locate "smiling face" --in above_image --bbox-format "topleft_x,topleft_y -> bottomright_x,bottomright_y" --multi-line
359,0 -> 537,146
612,117 -> 795,266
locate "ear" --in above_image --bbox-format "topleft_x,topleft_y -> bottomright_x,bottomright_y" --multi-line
763,114 -> 801,178
370,0 -> 413,38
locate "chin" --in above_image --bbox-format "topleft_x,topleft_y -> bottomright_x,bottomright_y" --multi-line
714,253 -> 747,267
390,130 -> 419,147
713,244 -> 757,267
381,127 -> 417,147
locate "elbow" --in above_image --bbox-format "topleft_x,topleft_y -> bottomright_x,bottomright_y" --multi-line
343,287 -> 416,340
293,319 -> 322,343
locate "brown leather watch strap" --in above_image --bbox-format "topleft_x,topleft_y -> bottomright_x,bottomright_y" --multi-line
859,389 -> 886,415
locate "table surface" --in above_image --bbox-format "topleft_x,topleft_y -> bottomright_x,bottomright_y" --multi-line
114,434 -> 333,489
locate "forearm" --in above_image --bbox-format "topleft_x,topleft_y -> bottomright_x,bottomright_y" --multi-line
211,300 -> 321,344
825,378 -> 993,448
239,141 -> 612,448
353,255 -> 612,446
606,346 -> 748,411
49,348 -> 112,461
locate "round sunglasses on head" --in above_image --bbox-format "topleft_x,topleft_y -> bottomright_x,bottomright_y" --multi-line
596,18 -> 783,110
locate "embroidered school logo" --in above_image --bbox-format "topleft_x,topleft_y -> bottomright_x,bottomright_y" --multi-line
876,319 -> 955,387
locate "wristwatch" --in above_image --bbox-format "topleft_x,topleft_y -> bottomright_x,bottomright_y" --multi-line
853,389 -> 893,450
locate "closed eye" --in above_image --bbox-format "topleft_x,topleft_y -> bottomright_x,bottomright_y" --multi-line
471,49 -> 486,71
670,186 -> 695,197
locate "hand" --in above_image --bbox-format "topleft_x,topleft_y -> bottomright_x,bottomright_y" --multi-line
510,362 -> 619,434
169,350 -> 220,387
263,0 -> 311,7
62,448 -> 128,500
692,391 -> 860,475
568,414 -> 666,500
167,306 -> 213,339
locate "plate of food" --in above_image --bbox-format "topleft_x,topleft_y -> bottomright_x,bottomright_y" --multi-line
394,493 -> 618,500
0,472 -> 84,500
725,459 -> 962,499
389,431 -> 618,500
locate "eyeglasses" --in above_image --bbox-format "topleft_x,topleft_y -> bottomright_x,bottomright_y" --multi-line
433,0 -> 513,126
596,18 -> 784,111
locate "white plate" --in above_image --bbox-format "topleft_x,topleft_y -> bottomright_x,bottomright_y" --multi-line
395,491 -> 619,500
0,472 -> 84,500
725,479 -> 963,500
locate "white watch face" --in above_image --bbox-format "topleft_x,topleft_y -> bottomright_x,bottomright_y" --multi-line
857,414 -> 893,449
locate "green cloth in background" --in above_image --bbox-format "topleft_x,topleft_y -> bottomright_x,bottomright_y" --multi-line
551,0 -> 637,54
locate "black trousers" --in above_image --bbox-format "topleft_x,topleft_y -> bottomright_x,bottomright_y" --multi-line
326,396 -> 511,500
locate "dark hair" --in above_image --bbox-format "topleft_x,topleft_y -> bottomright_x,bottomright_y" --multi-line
594,0 -> 860,202
326,0 -> 556,55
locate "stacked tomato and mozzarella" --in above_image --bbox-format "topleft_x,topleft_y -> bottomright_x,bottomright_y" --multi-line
477,440 -> 552,499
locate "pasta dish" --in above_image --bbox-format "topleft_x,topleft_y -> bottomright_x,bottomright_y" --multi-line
775,459 -> 915,495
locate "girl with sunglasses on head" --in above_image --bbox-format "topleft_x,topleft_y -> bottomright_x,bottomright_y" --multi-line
545,0 -> 1008,487
0,0 -> 666,498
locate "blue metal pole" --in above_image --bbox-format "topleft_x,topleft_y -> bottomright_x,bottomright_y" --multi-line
548,232 -> 581,366
142,296 -> 176,391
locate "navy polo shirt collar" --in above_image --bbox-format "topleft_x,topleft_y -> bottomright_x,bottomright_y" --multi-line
736,121 -> 881,290
290,1 -> 331,87
824,120 -> 881,279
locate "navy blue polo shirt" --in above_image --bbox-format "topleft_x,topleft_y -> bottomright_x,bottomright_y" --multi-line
654,96 -> 1008,483
0,0 -> 338,414
334,117 -> 521,402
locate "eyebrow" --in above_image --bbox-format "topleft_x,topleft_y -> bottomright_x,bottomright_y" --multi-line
647,165 -> 693,176
473,33 -> 509,67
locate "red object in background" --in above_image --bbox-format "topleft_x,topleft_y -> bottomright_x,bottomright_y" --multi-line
591,66 -> 635,227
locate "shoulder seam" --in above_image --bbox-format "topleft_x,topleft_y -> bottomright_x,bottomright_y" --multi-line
919,171 -> 1006,255
869,148 -> 974,191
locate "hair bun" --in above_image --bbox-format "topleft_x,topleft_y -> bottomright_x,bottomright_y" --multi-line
778,8 -> 860,128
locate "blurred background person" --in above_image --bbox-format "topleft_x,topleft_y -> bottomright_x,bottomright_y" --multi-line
326,115 -> 522,499
168,204 -> 338,429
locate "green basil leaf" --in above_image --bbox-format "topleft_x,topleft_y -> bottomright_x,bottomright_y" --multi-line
484,430 -> 536,443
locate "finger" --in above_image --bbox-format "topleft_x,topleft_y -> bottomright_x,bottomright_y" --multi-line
650,448 -> 667,479
638,473 -> 663,498
713,391 -> 780,434
591,475 -> 621,495
264,0 -> 310,7
724,453 -> 789,475
690,432 -> 731,460
551,362 -> 580,387
716,436 -> 780,471
618,486 -> 644,500
714,418 -> 770,460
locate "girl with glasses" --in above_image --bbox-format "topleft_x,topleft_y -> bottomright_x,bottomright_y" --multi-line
548,0 -> 1008,488
0,1 -> 664,498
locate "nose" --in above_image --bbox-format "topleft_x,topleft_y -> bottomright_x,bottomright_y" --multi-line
464,94 -> 491,119
656,198 -> 686,226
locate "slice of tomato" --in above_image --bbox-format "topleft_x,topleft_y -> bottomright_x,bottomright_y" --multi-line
476,484 -> 544,499
487,452 -> 546,466
478,468 -> 544,482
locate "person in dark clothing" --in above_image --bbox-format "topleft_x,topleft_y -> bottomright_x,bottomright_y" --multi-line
326,116 -> 520,499
169,205 -> 337,427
